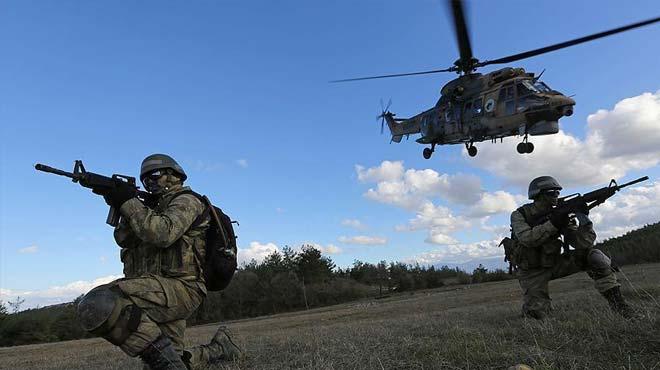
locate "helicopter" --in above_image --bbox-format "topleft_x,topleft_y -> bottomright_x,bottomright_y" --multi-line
333,1 -> 660,159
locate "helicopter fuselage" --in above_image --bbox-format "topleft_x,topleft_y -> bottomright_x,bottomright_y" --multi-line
384,67 -> 575,157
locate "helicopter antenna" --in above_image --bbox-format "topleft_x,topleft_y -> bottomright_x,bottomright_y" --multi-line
533,69 -> 546,82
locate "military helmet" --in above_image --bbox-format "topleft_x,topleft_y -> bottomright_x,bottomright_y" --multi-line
140,154 -> 187,181
528,176 -> 562,199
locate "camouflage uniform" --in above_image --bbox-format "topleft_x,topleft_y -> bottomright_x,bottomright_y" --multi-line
77,155 -> 241,370
109,184 -> 208,357
511,203 -> 619,318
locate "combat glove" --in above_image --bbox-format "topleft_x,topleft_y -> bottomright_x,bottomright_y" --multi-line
575,200 -> 590,215
550,208 -> 570,229
102,183 -> 137,208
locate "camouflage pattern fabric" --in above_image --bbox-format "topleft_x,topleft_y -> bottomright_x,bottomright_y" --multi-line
511,202 -> 619,318
115,184 -> 209,281
95,275 -> 204,357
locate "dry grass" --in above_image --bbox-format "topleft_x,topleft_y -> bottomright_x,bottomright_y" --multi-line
1,264 -> 659,370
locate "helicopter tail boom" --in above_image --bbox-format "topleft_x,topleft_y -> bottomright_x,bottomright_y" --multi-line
381,113 -> 420,143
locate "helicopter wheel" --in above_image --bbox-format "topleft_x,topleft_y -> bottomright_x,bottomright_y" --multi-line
525,142 -> 534,153
467,145 -> 478,157
516,142 -> 527,154
423,147 -> 433,159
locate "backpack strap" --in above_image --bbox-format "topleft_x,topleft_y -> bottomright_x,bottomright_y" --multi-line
172,190 -> 209,228
169,190 -> 211,278
517,205 -> 530,224
174,190 -> 231,248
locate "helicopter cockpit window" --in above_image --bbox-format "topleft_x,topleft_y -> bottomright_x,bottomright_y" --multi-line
519,80 -> 540,95
534,81 -> 551,93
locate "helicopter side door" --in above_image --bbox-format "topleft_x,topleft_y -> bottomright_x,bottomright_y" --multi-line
497,83 -> 515,116
442,102 -> 461,136
463,96 -> 484,130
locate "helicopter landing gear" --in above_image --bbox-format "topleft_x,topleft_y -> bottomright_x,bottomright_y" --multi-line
466,142 -> 478,157
517,135 -> 534,154
423,144 -> 436,159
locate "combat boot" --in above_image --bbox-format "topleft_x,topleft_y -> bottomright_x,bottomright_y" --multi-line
139,335 -> 188,370
602,286 -> 635,318
207,326 -> 242,363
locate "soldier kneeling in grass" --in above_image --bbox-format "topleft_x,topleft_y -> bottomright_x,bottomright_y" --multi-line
503,176 -> 634,320
77,154 -> 241,370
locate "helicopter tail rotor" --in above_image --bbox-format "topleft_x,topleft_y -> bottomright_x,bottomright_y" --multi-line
377,98 -> 393,134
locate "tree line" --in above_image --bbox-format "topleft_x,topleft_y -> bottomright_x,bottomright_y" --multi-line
2,221 -> 658,347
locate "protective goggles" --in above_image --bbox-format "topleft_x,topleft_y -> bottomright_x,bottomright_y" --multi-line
142,170 -> 165,182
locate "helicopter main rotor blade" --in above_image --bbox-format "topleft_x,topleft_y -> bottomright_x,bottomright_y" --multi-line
330,67 -> 455,83
448,0 -> 474,68
477,16 -> 660,67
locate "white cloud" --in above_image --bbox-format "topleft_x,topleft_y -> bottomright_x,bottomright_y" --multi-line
17,245 -> 38,254
341,219 -> 367,230
356,161 -> 404,183
357,161 -> 482,210
0,275 -> 123,310
305,242 -> 343,255
479,218 -> 510,236
409,238 -> 505,265
467,191 -> 525,217
395,202 -> 470,245
238,241 -> 280,265
338,235 -> 387,245
356,162 -> 521,245
588,91 -> 660,158
236,159 -> 248,168
323,244 -> 342,254
469,91 -> 660,188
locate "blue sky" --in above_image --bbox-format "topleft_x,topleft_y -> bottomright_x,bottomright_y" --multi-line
1,0 -> 659,308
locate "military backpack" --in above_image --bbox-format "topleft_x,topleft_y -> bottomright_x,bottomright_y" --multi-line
178,191 -> 238,291
500,205 -> 539,273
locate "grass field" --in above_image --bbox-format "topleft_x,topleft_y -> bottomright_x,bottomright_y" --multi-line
1,263 -> 659,370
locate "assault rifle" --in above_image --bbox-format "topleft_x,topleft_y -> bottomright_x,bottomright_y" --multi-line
35,160 -> 152,227
525,176 -> 651,228
555,176 -> 649,216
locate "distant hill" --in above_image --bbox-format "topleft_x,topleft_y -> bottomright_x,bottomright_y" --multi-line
434,256 -> 507,273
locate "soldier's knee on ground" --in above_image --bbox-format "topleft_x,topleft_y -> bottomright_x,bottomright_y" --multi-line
77,285 -> 142,346
522,306 -> 549,320
587,249 -> 613,277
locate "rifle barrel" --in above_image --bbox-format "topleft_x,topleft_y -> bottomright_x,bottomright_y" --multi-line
34,164 -> 75,179
618,176 -> 649,189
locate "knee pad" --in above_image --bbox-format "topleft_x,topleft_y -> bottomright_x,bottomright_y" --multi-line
587,249 -> 611,271
77,286 -> 142,345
